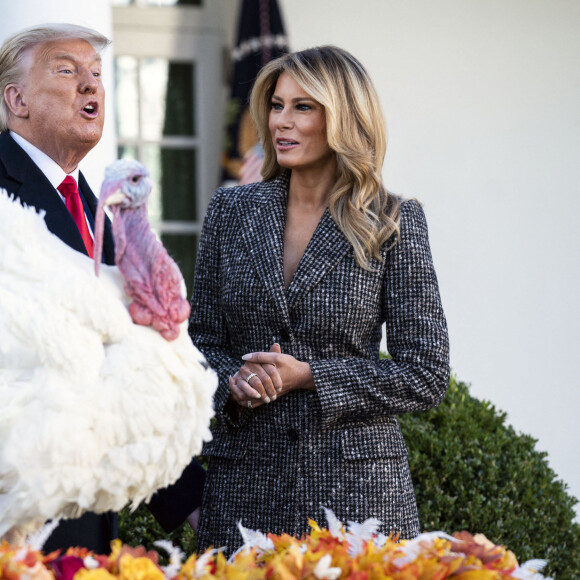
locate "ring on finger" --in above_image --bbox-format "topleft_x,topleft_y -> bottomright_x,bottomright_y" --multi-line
246,372 -> 258,383
247,400 -> 252,408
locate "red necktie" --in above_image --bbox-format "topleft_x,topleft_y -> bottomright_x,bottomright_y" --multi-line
57,176 -> 94,258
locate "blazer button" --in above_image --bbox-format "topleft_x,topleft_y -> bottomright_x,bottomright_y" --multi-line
280,328 -> 290,342
286,428 -> 299,442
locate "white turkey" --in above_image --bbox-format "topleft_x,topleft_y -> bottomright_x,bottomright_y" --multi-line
0,159 -> 216,542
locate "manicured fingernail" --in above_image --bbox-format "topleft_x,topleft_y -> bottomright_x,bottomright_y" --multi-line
271,395 -> 277,401
263,396 -> 271,403
241,354 -> 252,360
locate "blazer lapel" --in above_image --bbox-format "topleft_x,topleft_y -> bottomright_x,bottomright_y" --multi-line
285,207 -> 351,311
235,172 -> 352,316
236,173 -> 290,322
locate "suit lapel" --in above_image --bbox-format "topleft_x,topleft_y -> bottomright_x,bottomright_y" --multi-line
1,137 -> 88,255
0,133 -> 115,264
236,171 -> 353,315
285,208 -> 351,310
236,173 -> 290,322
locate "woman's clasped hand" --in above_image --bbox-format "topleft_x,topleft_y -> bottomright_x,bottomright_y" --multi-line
229,342 -> 315,408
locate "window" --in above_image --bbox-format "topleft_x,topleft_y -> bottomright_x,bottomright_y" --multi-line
112,0 -> 202,6
113,2 -> 225,293
115,56 -> 199,288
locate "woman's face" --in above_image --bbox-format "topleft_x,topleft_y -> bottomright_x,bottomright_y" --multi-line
268,72 -> 335,174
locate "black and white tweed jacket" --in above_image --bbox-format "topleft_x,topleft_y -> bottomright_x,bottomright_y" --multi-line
189,172 -> 449,553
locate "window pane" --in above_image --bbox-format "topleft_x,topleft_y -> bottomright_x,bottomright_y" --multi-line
161,233 -> 198,296
115,56 -> 139,139
137,0 -> 202,5
142,145 -> 197,221
141,145 -> 163,225
118,145 -> 139,160
162,147 -> 197,220
112,0 -> 202,5
163,62 -> 196,136
140,59 -> 195,140
140,58 -> 169,141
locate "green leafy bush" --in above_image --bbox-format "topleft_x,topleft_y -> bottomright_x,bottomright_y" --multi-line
119,503 -> 196,559
120,374 -> 580,577
400,374 -> 580,579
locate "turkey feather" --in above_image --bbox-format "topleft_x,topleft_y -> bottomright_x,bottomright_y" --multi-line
0,168 -> 216,540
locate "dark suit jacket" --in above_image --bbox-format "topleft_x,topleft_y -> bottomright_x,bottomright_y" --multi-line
0,132 -> 115,261
0,131 -> 117,552
189,172 -> 450,554
147,458 -> 205,533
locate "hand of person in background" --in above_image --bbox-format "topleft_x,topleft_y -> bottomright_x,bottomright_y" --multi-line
186,507 -> 200,532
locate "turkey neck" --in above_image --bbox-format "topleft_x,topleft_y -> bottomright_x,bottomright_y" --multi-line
112,204 -> 161,295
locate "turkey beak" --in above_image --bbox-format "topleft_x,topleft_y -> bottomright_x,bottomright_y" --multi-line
104,191 -> 127,206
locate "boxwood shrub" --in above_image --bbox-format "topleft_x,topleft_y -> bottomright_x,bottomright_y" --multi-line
120,374 -> 580,577
118,503 -> 196,560
400,374 -> 580,579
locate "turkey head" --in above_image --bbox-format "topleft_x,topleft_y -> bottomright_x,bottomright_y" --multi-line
93,159 -> 190,341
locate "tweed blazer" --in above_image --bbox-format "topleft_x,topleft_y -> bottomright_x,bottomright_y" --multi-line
190,172 -> 449,553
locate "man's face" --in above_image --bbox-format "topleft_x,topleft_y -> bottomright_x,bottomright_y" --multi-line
16,38 -> 105,163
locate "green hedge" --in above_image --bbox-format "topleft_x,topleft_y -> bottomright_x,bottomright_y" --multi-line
120,374 -> 580,577
118,503 -> 196,560
400,374 -> 580,579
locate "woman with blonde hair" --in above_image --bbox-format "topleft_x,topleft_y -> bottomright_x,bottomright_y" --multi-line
190,45 -> 449,553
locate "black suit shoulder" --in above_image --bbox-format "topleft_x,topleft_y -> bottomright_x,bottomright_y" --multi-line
0,132 -> 115,265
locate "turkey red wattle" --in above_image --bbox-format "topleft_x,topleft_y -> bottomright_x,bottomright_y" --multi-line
93,159 -> 190,341
110,202 -> 190,341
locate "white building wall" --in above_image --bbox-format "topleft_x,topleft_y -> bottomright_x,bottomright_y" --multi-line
0,0 -> 117,193
276,0 -> 580,516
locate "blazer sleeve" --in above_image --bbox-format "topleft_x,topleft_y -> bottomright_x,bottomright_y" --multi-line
189,189 -> 246,422
310,200 -> 450,428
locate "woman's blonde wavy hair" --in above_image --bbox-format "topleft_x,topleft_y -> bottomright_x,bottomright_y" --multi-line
250,45 -> 400,270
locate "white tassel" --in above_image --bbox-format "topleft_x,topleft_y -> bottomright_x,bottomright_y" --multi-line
230,521 -> 274,560
511,559 -> 552,579
321,506 -> 345,540
154,540 -> 185,579
26,520 -> 60,552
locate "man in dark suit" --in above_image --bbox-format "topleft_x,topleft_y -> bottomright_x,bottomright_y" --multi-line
0,22 -> 205,552
0,22 -> 117,553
